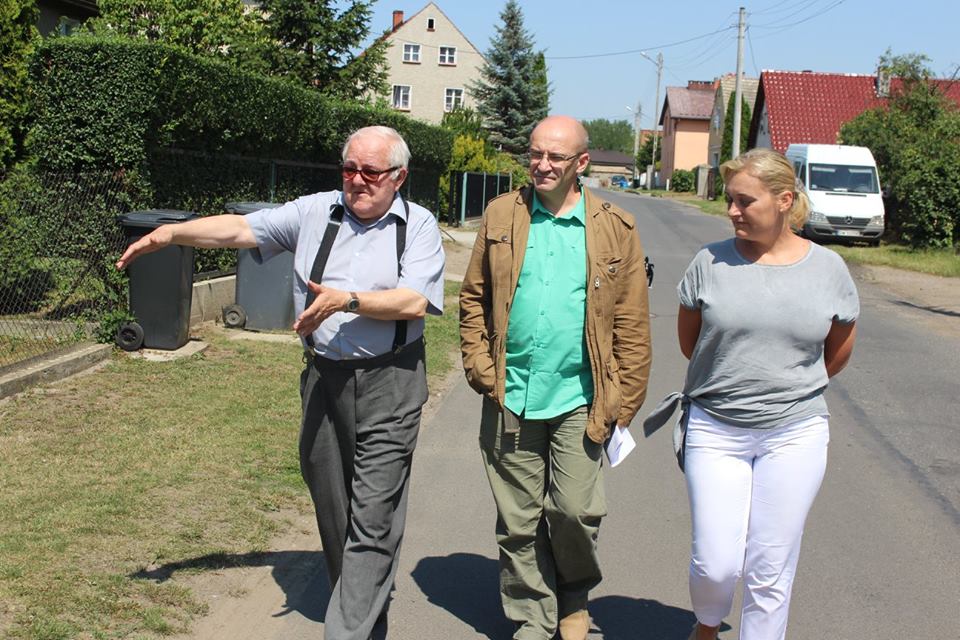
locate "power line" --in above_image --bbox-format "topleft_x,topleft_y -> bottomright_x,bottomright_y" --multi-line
544,25 -> 737,60
751,0 -> 848,36
746,26 -> 760,76
751,0 -> 823,24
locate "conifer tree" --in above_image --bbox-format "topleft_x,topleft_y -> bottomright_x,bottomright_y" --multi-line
259,0 -> 389,100
470,1 -> 549,157
720,92 -> 752,163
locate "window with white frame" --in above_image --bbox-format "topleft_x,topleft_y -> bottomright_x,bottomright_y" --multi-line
402,43 -> 421,63
392,85 -> 411,110
427,17 -> 435,30
438,46 -> 457,65
444,88 -> 464,112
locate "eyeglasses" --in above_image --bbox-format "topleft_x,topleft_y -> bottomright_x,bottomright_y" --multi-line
527,150 -> 584,166
341,165 -> 400,182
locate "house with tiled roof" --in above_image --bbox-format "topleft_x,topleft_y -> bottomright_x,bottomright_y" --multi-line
659,81 -> 716,183
586,149 -> 635,185
748,70 -> 960,152
379,3 -> 486,124
707,73 -> 759,167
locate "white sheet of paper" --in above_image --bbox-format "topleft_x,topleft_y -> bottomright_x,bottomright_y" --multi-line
605,425 -> 636,468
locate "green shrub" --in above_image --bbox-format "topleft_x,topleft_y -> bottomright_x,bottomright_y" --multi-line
670,169 -> 695,193
28,37 -> 452,174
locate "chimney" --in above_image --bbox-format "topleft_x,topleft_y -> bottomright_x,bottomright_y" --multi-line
392,10 -> 404,31
876,66 -> 891,98
687,80 -> 713,91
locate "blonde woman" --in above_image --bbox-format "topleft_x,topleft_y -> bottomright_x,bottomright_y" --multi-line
677,149 -> 859,640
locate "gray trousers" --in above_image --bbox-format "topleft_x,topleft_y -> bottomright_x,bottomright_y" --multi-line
299,340 -> 427,640
479,400 -> 607,640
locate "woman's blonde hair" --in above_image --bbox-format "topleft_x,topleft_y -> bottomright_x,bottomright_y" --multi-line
720,147 -> 810,228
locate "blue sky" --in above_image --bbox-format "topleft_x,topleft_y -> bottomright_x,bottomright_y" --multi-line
364,0 -> 960,130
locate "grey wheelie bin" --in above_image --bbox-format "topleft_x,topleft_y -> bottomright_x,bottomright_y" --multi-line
220,202 -> 295,331
116,210 -> 198,351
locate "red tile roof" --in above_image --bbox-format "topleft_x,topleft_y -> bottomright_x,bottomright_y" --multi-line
751,70 -> 960,152
661,85 -> 715,123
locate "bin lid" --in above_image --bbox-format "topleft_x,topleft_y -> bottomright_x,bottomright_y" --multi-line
224,202 -> 281,215
118,209 -> 199,229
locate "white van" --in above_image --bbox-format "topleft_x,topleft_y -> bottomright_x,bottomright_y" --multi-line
785,144 -> 885,245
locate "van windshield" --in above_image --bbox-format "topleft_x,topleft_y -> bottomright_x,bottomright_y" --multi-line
809,164 -> 879,193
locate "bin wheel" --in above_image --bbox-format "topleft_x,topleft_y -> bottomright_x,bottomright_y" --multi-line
116,321 -> 145,352
223,304 -> 247,329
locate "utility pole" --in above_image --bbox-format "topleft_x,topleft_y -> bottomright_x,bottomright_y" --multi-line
732,6 -> 746,158
630,101 -> 641,184
639,50 -> 663,189
651,52 -> 663,188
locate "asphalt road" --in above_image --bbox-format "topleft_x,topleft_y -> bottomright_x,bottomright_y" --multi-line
248,190 -> 960,639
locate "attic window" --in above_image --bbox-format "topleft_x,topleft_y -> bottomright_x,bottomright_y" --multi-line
427,17 -> 435,31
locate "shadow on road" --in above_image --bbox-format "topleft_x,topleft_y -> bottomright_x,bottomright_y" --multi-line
589,594 -> 726,639
130,549 -> 331,622
892,299 -> 960,318
410,553 -> 728,639
410,553 -> 514,639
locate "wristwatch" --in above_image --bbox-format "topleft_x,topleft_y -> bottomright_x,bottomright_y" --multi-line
345,291 -> 360,312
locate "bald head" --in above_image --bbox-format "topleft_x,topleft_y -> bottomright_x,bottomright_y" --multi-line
528,115 -> 591,205
531,115 -> 589,153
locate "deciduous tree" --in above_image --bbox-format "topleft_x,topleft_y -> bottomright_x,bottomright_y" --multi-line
583,118 -> 633,153
87,0 -> 267,74
841,50 -> 960,248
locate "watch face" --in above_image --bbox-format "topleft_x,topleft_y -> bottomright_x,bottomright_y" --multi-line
347,296 -> 360,311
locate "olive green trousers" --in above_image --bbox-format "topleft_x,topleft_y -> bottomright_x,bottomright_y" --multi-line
479,399 -> 606,640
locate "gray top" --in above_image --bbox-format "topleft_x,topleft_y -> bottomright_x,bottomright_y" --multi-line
245,190 -> 445,359
678,239 -> 859,428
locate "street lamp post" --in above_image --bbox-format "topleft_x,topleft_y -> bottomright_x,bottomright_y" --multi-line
626,102 -> 641,185
639,51 -> 663,188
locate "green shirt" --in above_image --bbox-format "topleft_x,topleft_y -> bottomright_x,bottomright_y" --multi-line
504,192 -> 593,419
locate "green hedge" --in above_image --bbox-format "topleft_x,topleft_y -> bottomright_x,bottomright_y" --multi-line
23,37 -> 452,276
28,36 -> 453,173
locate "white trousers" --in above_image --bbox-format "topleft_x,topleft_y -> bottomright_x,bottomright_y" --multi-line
685,405 -> 829,640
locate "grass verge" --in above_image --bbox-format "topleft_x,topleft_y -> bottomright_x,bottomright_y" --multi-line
0,283 -> 462,639
828,244 -> 960,278
631,189 -> 728,217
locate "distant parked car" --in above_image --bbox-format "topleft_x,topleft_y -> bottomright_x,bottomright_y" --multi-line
609,175 -> 629,189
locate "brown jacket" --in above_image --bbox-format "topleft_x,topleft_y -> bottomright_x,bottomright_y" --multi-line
459,186 -> 652,443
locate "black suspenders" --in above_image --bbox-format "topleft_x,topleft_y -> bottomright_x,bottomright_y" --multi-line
303,197 -> 409,352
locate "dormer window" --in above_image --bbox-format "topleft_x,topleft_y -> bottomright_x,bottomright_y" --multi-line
427,17 -> 435,31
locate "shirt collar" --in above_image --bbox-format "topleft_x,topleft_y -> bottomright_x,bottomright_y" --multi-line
531,190 -> 586,224
338,191 -> 407,228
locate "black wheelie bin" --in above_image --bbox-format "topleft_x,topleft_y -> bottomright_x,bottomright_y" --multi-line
116,209 -> 198,351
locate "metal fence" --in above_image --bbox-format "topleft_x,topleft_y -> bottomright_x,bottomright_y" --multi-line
0,170 -> 134,370
446,170 -> 513,225
0,150 -> 444,371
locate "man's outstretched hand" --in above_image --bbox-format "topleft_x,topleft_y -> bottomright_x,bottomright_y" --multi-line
116,226 -> 174,270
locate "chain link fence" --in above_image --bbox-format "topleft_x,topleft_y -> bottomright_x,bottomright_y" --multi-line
0,150 -> 443,371
0,169 -> 137,371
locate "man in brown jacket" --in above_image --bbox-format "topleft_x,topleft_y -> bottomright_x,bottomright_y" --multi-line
459,115 -> 652,640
